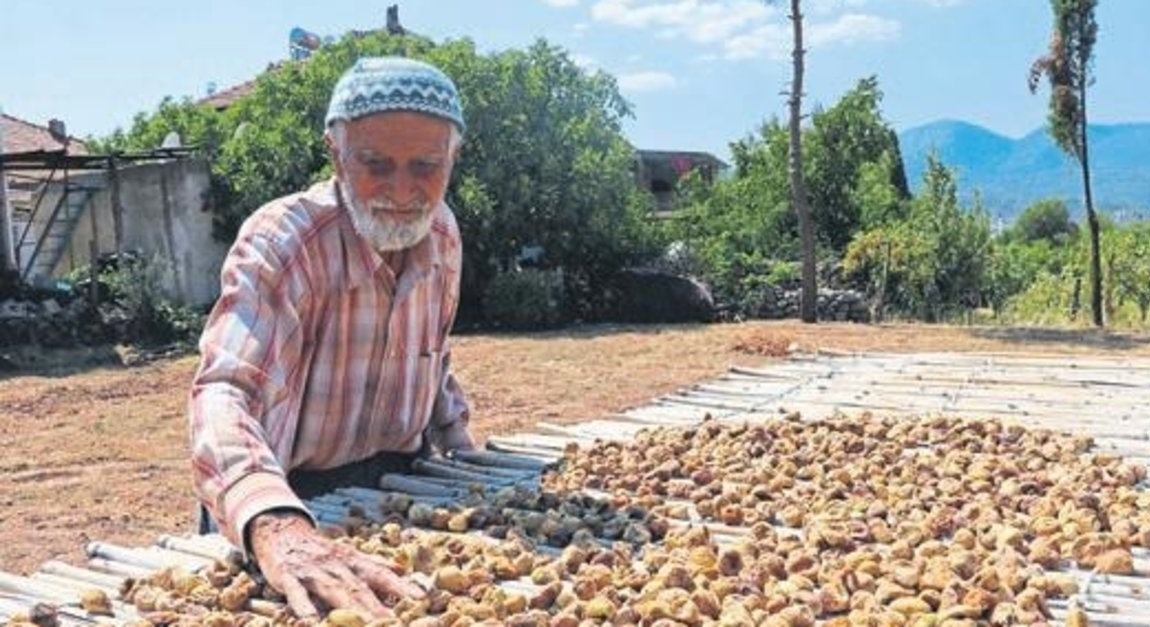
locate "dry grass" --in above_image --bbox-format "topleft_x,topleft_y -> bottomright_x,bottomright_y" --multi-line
2,320 -> 1150,574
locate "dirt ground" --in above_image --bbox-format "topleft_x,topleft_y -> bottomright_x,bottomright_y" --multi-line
3,320 -> 1150,576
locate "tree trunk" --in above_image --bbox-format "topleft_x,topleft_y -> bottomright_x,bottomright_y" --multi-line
1079,73 -> 1103,327
787,0 -> 817,323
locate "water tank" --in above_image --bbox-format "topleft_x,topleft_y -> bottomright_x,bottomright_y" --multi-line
289,27 -> 322,60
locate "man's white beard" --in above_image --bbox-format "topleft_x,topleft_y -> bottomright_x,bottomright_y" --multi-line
344,188 -> 435,252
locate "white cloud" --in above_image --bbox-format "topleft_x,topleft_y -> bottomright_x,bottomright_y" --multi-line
722,23 -> 791,61
808,13 -> 900,46
617,70 -> 679,92
808,0 -> 869,16
543,0 -> 580,7
589,0 -> 900,61
915,0 -> 968,6
591,0 -> 773,44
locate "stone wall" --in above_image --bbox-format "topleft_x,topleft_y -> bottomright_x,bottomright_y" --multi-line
0,293 -> 114,348
750,286 -> 871,323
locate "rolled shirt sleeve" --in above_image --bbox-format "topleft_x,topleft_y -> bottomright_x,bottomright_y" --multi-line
189,214 -> 316,548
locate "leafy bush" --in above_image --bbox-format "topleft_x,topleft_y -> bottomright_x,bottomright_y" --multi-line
102,32 -> 661,329
482,268 -> 565,330
66,254 -> 205,346
999,270 -> 1081,326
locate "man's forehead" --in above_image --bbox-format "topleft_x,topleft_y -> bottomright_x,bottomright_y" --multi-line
340,114 -> 453,148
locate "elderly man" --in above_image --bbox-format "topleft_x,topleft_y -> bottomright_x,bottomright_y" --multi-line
188,57 -> 475,619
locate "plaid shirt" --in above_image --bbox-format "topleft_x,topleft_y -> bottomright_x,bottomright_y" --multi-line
188,179 -> 471,547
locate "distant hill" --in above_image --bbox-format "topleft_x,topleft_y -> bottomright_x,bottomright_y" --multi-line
898,120 -> 1150,224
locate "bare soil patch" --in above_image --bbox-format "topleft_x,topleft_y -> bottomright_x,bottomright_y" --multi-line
2,320 -> 1149,574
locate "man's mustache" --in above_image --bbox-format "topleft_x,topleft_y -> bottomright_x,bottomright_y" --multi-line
364,196 -> 430,215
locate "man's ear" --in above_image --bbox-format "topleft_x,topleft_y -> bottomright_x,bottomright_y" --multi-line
324,129 -> 343,179
449,142 -> 463,170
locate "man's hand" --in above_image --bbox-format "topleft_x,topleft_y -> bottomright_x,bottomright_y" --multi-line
248,510 -> 425,621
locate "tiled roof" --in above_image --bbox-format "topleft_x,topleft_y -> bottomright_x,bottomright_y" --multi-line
1,113 -> 88,156
198,79 -> 258,110
197,61 -> 287,111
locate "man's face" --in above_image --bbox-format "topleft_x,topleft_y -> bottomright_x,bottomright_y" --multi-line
327,112 -> 458,251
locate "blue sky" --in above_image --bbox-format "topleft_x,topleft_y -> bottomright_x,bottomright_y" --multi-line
2,1 -> 1147,161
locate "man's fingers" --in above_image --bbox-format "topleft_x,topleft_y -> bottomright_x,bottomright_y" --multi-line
278,576 -> 320,623
317,564 -> 392,619
354,556 -> 427,600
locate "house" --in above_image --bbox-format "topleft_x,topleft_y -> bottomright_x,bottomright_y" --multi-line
1,114 -> 90,278
0,113 -> 227,306
634,149 -> 728,214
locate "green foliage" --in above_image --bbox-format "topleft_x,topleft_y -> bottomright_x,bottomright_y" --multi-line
844,155 -> 991,321
90,97 -> 230,161
1000,269 -> 1081,325
442,40 -> 660,321
1006,198 -> 1077,244
1106,222 -> 1150,323
853,153 -> 909,230
986,219 -> 1150,329
805,76 -> 910,249
102,33 -> 659,326
482,268 -> 565,330
983,238 -> 1066,315
65,255 -> 206,345
1028,0 -> 1098,160
664,76 -> 908,318
1029,0 -> 1102,327
660,156 -> 797,315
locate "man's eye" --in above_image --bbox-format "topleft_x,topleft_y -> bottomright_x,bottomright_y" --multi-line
359,155 -> 394,175
411,161 -> 441,178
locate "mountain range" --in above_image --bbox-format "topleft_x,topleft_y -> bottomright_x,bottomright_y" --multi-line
897,120 -> 1150,224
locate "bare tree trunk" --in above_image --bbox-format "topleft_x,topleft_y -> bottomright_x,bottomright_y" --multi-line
787,0 -> 817,323
1079,79 -> 1103,328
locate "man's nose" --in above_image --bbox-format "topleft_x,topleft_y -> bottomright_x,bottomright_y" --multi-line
382,168 -> 418,206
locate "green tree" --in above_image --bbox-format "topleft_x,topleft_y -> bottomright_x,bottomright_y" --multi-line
100,32 -> 656,324
806,76 -> 910,251
852,152 -> 909,231
1028,0 -> 1102,326
983,238 -> 1065,316
1106,222 -> 1150,323
664,123 -> 797,314
670,75 -> 906,318
844,155 -> 990,321
442,40 -> 657,320
1008,198 -> 1077,244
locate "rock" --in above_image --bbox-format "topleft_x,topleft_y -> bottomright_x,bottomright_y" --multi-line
613,268 -> 715,323
40,299 -> 62,316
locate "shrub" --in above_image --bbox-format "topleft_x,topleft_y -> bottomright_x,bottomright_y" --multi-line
66,253 -> 205,346
482,268 -> 565,330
